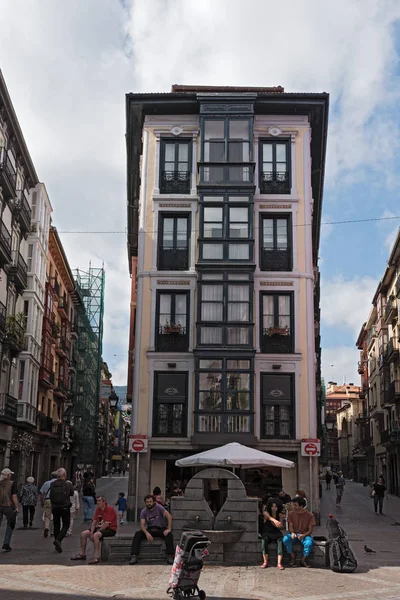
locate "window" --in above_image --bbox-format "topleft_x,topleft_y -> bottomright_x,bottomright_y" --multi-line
198,272 -> 253,347
153,372 -> 187,437
260,215 -> 292,271
18,360 -> 25,400
199,194 -> 253,262
156,291 -> 189,352
160,139 -> 191,194
259,140 -> 290,194
158,214 -> 190,270
196,359 -> 253,434
27,244 -> 33,272
261,293 -> 293,353
200,118 -> 253,184
261,374 -> 294,439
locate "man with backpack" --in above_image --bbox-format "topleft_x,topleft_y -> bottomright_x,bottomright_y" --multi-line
50,468 -> 74,553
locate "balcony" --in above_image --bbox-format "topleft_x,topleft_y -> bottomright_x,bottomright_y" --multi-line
50,277 -> 60,297
0,301 -> 6,337
379,348 -> 388,369
52,422 -> 63,437
4,315 -> 26,356
359,434 -> 373,449
389,429 -> 400,444
369,357 -> 377,376
160,171 -> 191,194
0,221 -> 12,266
0,147 -> 17,200
193,413 -> 255,445
380,388 -> 393,408
156,326 -> 188,352
366,325 -> 377,350
54,381 -> 69,399
57,296 -> 69,320
39,367 -> 55,389
17,401 -> 37,428
358,360 -> 365,375
355,411 -> 369,424
396,274 -> 400,298
70,321 -> 78,338
158,246 -> 189,271
261,327 -> 293,354
0,393 -> 17,425
260,171 -> 290,194
37,412 -> 53,433
55,337 -> 70,358
260,248 -> 291,271
9,251 -> 28,292
386,338 -> 399,362
380,429 -> 391,445
389,380 -> 400,403
384,296 -> 398,323
13,189 -> 31,235
198,162 -> 255,186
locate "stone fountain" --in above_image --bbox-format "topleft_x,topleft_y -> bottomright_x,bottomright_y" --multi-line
170,467 -> 259,564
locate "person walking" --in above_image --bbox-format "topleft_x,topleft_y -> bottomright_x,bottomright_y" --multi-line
371,476 -> 387,514
50,468 -> 74,553
19,476 -> 38,528
82,477 -> 96,523
0,468 -> 19,552
74,468 -> 83,493
335,472 -> 346,506
40,471 -> 57,538
67,487 -> 80,536
325,471 -> 332,490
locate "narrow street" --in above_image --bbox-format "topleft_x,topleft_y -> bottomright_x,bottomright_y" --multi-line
0,479 -> 399,599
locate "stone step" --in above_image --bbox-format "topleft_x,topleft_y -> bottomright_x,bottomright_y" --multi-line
101,535 -> 168,563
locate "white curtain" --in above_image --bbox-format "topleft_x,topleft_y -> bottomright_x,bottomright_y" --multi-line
201,285 -> 223,320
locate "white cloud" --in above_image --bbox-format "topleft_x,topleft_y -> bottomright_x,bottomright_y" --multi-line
320,275 -> 378,336
322,346 -> 361,387
377,210 -> 400,251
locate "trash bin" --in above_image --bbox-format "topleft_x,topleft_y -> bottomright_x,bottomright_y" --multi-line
311,536 -> 330,568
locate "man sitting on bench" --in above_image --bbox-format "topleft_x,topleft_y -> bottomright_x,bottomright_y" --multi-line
129,494 -> 174,565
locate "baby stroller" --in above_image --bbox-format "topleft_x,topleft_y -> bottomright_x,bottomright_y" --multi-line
167,530 -> 210,600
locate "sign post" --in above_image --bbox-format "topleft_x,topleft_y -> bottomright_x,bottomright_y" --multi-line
129,435 -> 148,522
301,439 -> 321,513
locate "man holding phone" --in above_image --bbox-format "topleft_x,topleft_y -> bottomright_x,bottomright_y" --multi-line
71,496 -> 117,564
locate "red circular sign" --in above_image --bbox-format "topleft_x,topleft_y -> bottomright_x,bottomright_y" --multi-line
304,443 -> 318,456
132,439 -> 145,452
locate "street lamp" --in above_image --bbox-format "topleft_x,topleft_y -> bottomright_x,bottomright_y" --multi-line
325,415 -> 336,431
108,390 -> 119,409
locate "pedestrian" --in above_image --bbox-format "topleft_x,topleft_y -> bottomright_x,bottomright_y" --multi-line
122,465 -> 126,477
67,486 -> 81,536
82,477 -> 96,523
0,468 -> 19,552
261,498 -> 285,570
371,476 -> 387,514
153,486 -> 166,507
283,495 -> 315,568
335,472 -> 346,506
115,492 -> 127,525
19,476 -> 38,528
49,467 -> 74,553
332,472 -> 339,485
74,467 -> 83,493
325,471 -> 332,490
39,471 -> 57,538
71,496 -> 117,564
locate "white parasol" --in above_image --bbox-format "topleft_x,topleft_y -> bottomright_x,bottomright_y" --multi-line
175,442 -> 294,469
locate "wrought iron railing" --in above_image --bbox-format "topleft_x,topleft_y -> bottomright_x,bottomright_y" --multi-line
160,171 -> 191,194
0,301 -> 6,333
5,315 -> 26,350
0,393 -> 17,424
196,412 -> 252,434
366,325 -> 377,348
389,380 -> 400,402
158,246 -> 189,271
10,251 -> 28,290
14,189 -> 32,233
260,248 -> 291,271
0,220 -> 12,263
260,171 -> 290,194
384,296 -> 397,322
261,329 -> 293,354
37,411 -> 53,433
156,326 -> 188,352
0,147 -> 17,190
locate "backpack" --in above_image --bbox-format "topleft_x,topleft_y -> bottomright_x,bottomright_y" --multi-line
49,480 -> 72,507
327,517 -> 357,573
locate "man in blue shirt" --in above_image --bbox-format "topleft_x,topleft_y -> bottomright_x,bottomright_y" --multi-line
129,494 -> 174,564
40,471 -> 57,538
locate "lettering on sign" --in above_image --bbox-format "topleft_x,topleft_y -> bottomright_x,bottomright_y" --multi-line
159,204 -> 191,208
157,280 -> 191,286
260,281 -> 293,287
259,205 -> 292,209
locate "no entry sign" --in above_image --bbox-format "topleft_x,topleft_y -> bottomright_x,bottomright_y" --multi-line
129,434 -> 148,453
301,438 -> 321,457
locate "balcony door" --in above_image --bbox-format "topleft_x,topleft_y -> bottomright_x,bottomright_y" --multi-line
259,140 -> 290,194
160,139 -> 191,194
260,215 -> 292,271
261,293 -> 293,353
158,214 -> 190,271
156,291 -> 189,352
153,372 -> 187,437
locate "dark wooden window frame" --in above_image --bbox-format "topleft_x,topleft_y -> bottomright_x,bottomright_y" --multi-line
259,139 -> 291,194
260,291 -> 294,354
260,372 -> 295,439
157,212 -> 190,271
155,290 -> 189,352
153,371 -> 188,438
259,213 -> 292,271
159,138 -> 192,194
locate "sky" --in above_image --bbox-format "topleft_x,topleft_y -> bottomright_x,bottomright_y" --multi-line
1,0 -> 400,386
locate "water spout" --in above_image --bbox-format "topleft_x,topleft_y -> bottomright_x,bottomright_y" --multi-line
227,516 -> 232,523
195,515 -> 200,522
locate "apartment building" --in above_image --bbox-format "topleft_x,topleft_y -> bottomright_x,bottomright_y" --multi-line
126,85 -> 329,512
357,229 -> 400,495
0,71 -> 38,471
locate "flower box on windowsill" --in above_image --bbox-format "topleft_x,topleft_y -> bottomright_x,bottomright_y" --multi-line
266,326 -> 289,337
164,324 -> 182,334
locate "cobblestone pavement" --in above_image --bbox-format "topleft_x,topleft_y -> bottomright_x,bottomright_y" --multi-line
0,477 -> 400,599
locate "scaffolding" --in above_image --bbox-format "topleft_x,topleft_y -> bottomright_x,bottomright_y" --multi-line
72,265 -> 105,471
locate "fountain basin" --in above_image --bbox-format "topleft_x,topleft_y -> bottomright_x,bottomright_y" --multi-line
183,527 -> 245,545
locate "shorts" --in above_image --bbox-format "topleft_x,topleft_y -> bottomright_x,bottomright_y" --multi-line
99,528 -> 116,539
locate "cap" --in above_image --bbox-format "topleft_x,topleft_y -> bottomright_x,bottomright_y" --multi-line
1,468 -> 14,476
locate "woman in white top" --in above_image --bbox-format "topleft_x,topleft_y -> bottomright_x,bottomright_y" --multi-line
67,488 -> 80,536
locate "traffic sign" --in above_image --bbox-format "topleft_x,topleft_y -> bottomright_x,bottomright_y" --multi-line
129,434 -> 148,453
301,438 -> 320,457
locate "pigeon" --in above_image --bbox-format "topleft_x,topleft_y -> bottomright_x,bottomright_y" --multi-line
364,545 -> 376,554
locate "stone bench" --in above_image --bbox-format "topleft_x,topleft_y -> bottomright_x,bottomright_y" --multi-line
264,536 -> 329,568
101,534 -> 168,564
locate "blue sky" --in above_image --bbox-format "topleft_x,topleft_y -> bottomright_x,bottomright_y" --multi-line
1,0 -> 400,384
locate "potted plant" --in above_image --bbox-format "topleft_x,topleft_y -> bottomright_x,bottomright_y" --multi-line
163,320 -> 182,334
266,325 -> 289,337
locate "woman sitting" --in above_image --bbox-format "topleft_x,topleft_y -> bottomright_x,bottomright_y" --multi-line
261,498 -> 285,570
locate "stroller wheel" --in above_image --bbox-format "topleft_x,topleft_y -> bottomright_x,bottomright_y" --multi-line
198,591 -> 206,600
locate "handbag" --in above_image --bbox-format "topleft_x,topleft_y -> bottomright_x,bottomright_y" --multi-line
370,490 -> 375,498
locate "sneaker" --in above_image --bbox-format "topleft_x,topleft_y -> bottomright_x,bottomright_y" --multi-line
53,540 -> 62,553
167,556 -> 174,565
2,545 -> 11,552
120,520 -> 123,525
29,522 -> 33,527
129,555 -> 138,565
44,528 -> 49,538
